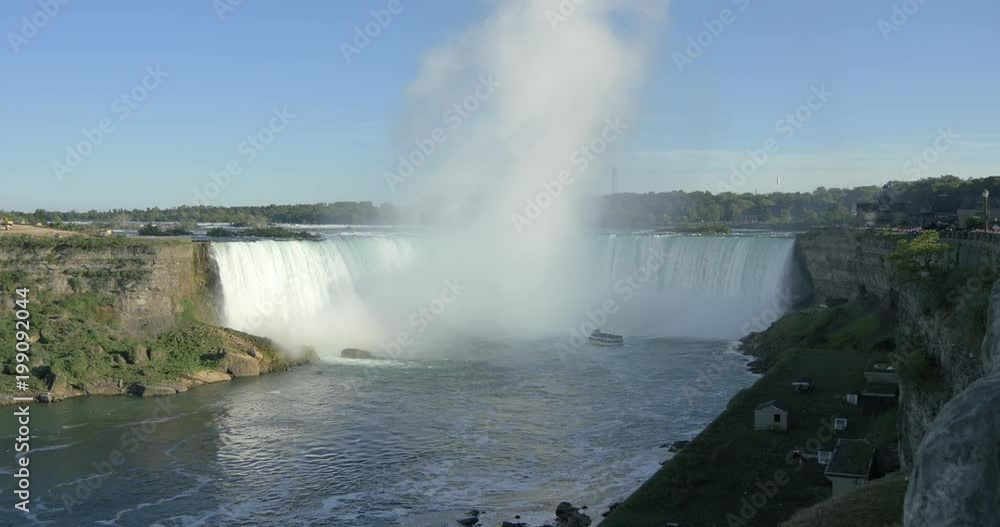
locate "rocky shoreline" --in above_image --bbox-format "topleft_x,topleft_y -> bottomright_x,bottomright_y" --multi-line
1,326 -> 316,406
450,501 -> 597,527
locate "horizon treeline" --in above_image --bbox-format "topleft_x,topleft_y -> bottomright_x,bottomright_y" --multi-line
5,175 -> 998,228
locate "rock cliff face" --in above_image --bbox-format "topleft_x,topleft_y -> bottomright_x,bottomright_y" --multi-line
903,372 -> 1000,527
795,228 -> 897,304
903,281 -> 1000,526
796,229 -> 1000,466
0,236 -> 309,404
0,239 -> 217,336
796,229 -> 1000,526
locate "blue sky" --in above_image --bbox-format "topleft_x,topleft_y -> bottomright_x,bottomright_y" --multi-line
1,0 -> 997,210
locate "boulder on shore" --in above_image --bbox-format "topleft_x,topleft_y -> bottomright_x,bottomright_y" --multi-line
131,384 -> 177,397
555,501 -> 591,527
220,352 -> 261,377
668,440 -> 691,452
187,370 -> 233,384
341,348 -> 378,360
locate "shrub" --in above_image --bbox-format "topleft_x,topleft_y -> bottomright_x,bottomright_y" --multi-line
895,349 -> 945,392
138,223 -> 192,236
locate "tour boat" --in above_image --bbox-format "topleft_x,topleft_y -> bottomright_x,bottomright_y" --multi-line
589,329 -> 624,346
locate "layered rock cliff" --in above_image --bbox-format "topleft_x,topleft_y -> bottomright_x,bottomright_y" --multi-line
0,237 -> 217,336
0,235 -> 308,404
796,228 -> 1000,526
797,228 -> 1000,464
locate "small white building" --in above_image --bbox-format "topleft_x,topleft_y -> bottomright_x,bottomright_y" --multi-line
754,400 -> 789,432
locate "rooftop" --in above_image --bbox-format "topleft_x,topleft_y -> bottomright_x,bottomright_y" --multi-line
755,400 -> 789,413
862,381 -> 898,397
825,439 -> 876,478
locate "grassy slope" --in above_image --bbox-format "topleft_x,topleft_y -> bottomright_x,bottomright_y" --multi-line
601,302 -> 899,527
780,475 -> 907,527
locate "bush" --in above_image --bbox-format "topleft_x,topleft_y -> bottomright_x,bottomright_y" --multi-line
138,223 -> 192,236
206,226 -> 320,240
896,349 -> 945,391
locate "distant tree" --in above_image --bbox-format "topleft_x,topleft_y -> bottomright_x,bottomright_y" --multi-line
111,213 -> 131,229
178,218 -> 198,231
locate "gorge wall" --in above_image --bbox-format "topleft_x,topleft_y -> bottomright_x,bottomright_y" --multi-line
796,228 -> 1000,526
0,238 -> 216,336
0,236 -> 304,404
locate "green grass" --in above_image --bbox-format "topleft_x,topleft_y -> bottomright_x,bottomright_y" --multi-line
780,475 -> 907,527
0,288 -> 282,394
602,302 -> 898,527
0,234 -> 174,251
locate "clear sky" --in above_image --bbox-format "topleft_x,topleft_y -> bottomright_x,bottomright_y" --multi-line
1,0 -> 997,210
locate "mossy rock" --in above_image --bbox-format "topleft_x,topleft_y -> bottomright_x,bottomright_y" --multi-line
128,344 -> 149,365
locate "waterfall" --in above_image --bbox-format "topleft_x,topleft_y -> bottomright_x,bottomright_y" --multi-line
209,237 -> 418,352
596,235 -> 805,339
210,234 -> 805,353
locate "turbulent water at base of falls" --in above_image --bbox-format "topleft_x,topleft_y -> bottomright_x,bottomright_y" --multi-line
209,234 -> 806,355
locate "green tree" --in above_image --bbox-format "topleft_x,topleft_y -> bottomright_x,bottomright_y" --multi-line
889,231 -> 950,282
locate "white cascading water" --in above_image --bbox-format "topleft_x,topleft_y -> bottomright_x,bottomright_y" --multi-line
210,235 -> 804,355
596,235 -> 803,339
210,237 -> 418,353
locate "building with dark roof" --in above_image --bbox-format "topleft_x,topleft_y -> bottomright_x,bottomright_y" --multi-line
824,439 -> 877,497
861,381 -> 899,415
